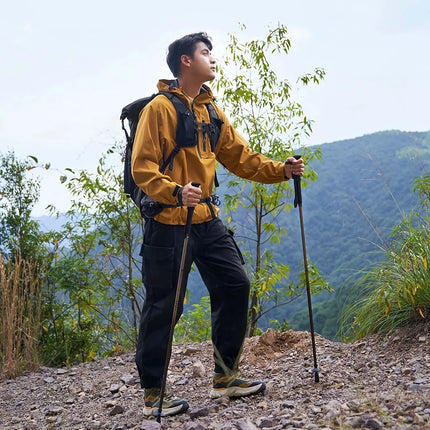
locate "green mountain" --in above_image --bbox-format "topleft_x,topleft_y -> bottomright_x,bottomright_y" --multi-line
186,130 -> 430,339
35,130 -> 429,341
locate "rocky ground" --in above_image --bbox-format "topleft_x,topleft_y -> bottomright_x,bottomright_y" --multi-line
1,323 -> 429,430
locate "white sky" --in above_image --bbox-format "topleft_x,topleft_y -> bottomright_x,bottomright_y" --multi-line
1,0 -> 429,216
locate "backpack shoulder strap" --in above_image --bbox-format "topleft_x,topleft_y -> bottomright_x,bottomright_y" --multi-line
205,102 -> 223,152
205,102 -> 224,188
158,92 -> 196,173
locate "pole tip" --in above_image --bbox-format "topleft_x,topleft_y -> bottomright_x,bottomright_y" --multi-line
155,409 -> 164,422
312,367 -> 320,383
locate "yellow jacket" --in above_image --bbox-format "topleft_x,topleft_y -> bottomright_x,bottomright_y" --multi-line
131,80 -> 286,225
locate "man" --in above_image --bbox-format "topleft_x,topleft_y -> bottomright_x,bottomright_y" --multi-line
132,32 -> 304,417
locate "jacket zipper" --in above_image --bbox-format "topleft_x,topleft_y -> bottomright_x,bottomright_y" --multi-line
190,102 -> 203,159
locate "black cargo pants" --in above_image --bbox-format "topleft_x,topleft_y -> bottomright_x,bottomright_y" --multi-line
135,217 -> 250,388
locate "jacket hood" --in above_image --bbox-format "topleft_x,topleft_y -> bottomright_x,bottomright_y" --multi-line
157,79 -> 213,105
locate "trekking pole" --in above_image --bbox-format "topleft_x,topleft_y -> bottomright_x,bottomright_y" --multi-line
156,182 -> 200,423
288,156 -> 320,383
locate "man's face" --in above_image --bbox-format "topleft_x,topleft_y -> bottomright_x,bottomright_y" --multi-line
187,41 -> 216,83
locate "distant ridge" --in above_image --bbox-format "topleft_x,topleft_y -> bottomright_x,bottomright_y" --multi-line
33,130 -> 430,340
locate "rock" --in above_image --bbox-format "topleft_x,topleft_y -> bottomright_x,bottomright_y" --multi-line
192,360 -> 206,377
108,404 -> 125,416
324,399 -> 342,419
119,384 -> 128,393
184,423 -> 206,430
346,400 -> 361,412
83,381 -> 95,392
184,346 -> 200,356
365,417 -> 384,429
345,416 -> 366,428
68,383 -> 83,394
256,416 -> 278,427
219,425 -> 235,430
45,406 -> 63,416
408,383 -> 430,391
189,406 -> 210,419
280,400 -> 295,409
140,420 -> 161,429
234,418 -> 258,430
109,383 -> 122,393
121,373 -> 136,385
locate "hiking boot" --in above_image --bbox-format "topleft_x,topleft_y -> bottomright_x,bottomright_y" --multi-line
210,373 -> 266,399
144,388 -> 189,417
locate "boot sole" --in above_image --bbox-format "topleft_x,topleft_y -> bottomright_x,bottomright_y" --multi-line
143,402 -> 189,417
210,382 -> 266,399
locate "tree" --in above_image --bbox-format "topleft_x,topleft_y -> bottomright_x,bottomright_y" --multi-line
41,145 -> 145,365
214,24 -> 328,335
0,151 -> 45,260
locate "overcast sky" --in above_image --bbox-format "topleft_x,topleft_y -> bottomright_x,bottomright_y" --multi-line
1,0 -> 429,215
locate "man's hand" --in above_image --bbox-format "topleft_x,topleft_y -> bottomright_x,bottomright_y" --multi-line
181,182 -> 202,207
284,157 -> 305,179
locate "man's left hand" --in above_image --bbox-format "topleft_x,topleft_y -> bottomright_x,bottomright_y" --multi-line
284,157 -> 305,179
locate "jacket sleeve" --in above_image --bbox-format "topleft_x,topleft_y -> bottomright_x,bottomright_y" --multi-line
214,111 -> 286,184
131,99 -> 182,205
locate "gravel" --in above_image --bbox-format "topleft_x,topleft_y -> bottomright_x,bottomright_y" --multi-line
0,323 -> 429,429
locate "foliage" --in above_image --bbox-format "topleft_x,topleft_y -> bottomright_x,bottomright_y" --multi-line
276,130 -> 430,339
214,23 -> 327,335
174,296 -> 212,343
0,151 -> 47,260
414,172 -> 430,211
40,145 -> 143,366
269,318 -> 291,333
170,130 -> 430,340
340,174 -> 430,340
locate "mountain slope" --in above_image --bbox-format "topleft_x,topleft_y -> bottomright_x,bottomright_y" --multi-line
187,130 -> 430,338
288,130 -> 430,337
34,130 -> 430,340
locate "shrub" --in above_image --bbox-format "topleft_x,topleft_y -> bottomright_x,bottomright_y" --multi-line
0,253 -> 43,379
174,296 -> 212,343
341,175 -> 429,339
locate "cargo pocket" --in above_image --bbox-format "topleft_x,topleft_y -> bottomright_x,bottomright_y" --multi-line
228,229 -> 245,265
141,244 -> 175,289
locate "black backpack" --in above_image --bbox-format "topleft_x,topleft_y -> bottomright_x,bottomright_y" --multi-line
120,91 -> 223,218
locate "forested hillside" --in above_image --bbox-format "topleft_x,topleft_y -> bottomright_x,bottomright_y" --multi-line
186,130 -> 430,339
32,130 -> 429,341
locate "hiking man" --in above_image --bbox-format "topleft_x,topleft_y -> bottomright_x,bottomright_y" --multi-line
132,32 -> 304,417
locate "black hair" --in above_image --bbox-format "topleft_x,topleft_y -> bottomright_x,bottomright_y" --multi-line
166,32 -> 213,77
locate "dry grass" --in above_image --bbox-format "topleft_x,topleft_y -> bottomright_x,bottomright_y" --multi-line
0,253 -> 43,379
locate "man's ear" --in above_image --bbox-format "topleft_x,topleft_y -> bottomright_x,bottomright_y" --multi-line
180,54 -> 192,68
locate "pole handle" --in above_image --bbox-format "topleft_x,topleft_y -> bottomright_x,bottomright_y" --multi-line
185,182 -> 200,236
286,155 -> 302,207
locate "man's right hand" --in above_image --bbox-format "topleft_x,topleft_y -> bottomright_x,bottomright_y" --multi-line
180,182 -> 202,207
